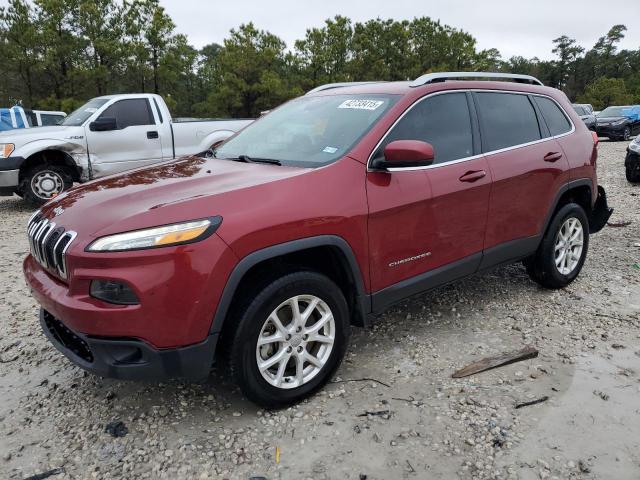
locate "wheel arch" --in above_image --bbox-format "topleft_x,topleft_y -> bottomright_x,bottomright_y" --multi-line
211,236 -> 372,340
19,149 -> 82,183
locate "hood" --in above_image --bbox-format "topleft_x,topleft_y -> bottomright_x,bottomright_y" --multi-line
0,125 -> 82,143
596,116 -> 628,123
39,155 -> 310,240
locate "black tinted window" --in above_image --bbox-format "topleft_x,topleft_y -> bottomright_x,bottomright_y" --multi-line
372,92 -> 473,164
535,97 -> 572,136
476,92 -> 541,151
100,99 -> 154,129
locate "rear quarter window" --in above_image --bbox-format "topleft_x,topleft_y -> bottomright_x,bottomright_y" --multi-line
475,92 -> 541,152
534,97 -> 572,136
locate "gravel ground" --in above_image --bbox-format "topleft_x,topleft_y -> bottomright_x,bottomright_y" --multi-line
1,140 -> 639,480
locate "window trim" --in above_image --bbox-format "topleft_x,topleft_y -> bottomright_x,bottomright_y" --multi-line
367,89 -> 575,172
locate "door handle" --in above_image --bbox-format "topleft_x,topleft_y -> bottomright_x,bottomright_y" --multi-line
544,152 -> 563,162
147,131 -> 159,139
459,170 -> 486,182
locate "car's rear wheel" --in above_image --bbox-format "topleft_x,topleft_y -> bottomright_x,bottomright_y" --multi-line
228,271 -> 350,408
524,203 -> 589,289
21,164 -> 73,206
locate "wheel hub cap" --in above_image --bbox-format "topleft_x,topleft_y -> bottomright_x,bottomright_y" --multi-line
554,217 -> 584,275
256,295 -> 335,390
31,171 -> 64,199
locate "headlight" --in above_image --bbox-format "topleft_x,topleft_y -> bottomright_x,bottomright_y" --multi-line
0,143 -> 15,158
630,141 -> 640,153
612,119 -> 626,126
87,217 -> 221,252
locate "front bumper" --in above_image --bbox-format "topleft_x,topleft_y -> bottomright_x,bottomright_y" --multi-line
0,168 -> 19,192
595,124 -> 626,138
40,308 -> 218,380
589,186 -> 613,233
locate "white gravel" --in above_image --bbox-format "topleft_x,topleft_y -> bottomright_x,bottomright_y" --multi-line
1,140 -> 639,480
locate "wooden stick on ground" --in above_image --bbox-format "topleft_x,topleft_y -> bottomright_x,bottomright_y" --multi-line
452,346 -> 539,378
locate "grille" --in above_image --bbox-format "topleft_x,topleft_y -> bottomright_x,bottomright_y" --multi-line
42,310 -> 94,363
27,213 -> 77,279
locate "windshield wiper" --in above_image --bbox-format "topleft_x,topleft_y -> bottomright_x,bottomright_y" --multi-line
230,155 -> 282,165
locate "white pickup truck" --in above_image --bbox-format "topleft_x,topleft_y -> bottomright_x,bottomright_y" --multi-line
0,94 -> 253,205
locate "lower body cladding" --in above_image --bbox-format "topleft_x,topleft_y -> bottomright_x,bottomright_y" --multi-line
40,308 -> 218,380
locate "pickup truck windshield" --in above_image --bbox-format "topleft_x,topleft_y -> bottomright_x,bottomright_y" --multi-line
61,98 -> 109,126
215,94 -> 399,167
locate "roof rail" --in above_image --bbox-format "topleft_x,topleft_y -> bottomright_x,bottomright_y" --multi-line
306,81 -> 385,95
410,72 -> 543,88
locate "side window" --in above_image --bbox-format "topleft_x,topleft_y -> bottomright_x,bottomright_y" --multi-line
534,97 -> 572,136
372,92 -> 473,165
99,99 -> 154,129
40,114 -> 64,126
475,92 -> 541,151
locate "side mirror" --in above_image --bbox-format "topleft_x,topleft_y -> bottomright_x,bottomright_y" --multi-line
89,117 -> 118,132
372,140 -> 435,170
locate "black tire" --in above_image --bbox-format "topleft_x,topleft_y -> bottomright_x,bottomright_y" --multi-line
227,271 -> 350,408
21,164 -> 73,207
621,127 -> 631,142
524,203 -> 589,289
626,156 -> 640,183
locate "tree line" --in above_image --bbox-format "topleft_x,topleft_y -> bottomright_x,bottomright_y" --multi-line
1,0 -> 639,118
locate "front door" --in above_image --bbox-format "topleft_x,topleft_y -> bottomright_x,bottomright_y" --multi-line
84,97 -> 163,178
366,92 -> 491,309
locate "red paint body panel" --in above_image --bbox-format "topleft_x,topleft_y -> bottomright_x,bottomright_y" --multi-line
24,79 -> 603,355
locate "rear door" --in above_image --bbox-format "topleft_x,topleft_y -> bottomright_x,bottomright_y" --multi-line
84,98 -> 164,177
367,91 -> 491,301
475,91 -> 571,260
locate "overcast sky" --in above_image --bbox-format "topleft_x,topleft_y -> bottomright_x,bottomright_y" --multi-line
162,0 -> 639,60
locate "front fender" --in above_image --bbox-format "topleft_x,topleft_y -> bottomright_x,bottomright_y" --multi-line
15,138 -> 88,166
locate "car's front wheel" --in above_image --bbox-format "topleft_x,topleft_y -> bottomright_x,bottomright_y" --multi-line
622,127 -> 631,141
228,271 -> 350,408
524,203 -> 589,289
626,155 -> 640,183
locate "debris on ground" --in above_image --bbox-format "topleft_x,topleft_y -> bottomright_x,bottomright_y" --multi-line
22,468 -> 65,480
515,396 -> 550,409
452,346 -> 539,378
104,420 -> 128,438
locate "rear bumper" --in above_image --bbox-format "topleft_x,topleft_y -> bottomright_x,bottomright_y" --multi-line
589,186 -> 613,233
40,308 -> 217,380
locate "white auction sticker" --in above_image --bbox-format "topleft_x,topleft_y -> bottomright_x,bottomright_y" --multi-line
322,146 -> 338,154
338,99 -> 384,110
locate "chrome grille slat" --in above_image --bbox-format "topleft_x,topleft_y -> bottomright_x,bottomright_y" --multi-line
27,214 -> 75,280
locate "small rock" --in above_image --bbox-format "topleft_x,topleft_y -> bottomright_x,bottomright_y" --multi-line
105,420 -> 128,438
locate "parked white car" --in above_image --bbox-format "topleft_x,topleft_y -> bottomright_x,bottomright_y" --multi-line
0,94 -> 252,205
0,106 -> 66,131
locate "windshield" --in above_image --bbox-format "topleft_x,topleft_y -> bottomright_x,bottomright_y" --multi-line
597,106 -> 631,117
61,98 -> 109,126
215,94 -> 399,167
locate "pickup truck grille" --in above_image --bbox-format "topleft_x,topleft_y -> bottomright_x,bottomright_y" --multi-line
27,214 -> 76,279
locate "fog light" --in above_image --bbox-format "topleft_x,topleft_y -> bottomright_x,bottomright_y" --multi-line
90,280 -> 139,305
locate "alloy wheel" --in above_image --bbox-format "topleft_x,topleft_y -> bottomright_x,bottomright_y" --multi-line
256,295 -> 335,389
554,217 -> 584,275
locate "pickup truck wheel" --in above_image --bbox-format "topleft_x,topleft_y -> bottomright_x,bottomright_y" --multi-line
21,165 -> 73,206
228,271 -> 350,408
524,203 -> 589,289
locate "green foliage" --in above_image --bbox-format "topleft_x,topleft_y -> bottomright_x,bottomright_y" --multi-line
0,3 -> 638,118
578,77 -> 634,110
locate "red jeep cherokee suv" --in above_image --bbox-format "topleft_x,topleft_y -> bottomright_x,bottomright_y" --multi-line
24,72 -> 612,407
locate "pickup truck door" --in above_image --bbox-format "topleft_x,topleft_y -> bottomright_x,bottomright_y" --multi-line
84,98 -> 164,178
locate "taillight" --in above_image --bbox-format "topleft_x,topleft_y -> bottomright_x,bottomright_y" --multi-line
591,131 -> 599,146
